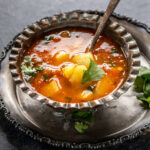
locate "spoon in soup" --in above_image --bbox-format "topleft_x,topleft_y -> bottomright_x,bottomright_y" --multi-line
89,0 -> 120,52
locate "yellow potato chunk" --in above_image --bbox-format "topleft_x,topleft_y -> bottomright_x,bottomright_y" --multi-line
62,64 -> 87,84
117,67 -> 123,72
55,51 -> 69,63
62,64 -> 76,79
80,90 -> 93,100
42,79 -> 61,97
72,52 -> 94,68
70,65 -> 87,84
94,76 -> 114,96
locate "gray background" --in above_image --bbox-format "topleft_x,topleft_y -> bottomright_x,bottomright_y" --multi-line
0,0 -> 150,149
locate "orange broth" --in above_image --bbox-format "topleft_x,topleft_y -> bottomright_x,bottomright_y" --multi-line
21,27 -> 128,103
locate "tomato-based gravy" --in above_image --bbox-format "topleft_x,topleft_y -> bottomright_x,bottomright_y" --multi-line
21,27 -> 128,103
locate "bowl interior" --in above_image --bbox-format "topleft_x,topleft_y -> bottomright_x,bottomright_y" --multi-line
9,13 -> 140,109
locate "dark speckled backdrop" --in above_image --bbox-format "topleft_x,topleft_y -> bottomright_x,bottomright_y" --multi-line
0,0 -> 150,149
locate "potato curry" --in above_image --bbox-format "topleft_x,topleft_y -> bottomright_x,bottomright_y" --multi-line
21,27 -> 128,103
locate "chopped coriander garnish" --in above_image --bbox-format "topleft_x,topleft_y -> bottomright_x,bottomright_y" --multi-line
24,56 -> 30,63
42,74 -> 52,81
72,111 -> 94,133
72,111 -> 94,123
134,66 -> 150,92
25,77 -> 30,82
110,61 -> 116,67
21,65 -> 37,76
137,94 -> 150,109
44,35 -> 53,44
24,56 -> 33,65
42,75 -> 48,81
111,48 -> 118,54
21,65 -> 43,77
75,122 -> 88,133
87,85 -> 96,92
134,66 -> 150,108
35,67 -> 44,71
21,56 -> 44,79
81,59 -> 105,84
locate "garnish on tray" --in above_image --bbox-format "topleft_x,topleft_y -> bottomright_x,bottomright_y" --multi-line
134,66 -> 150,108
72,111 -> 94,133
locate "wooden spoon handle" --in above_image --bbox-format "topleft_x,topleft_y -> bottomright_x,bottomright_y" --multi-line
89,0 -> 120,51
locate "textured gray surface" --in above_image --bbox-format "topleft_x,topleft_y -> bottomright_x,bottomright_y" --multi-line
0,0 -> 150,149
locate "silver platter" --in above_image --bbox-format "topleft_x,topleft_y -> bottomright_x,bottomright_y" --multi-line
1,11 -> 150,149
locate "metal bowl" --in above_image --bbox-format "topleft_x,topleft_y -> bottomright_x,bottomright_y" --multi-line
8,11 -> 141,143
9,11 -> 140,110
0,11 -> 143,144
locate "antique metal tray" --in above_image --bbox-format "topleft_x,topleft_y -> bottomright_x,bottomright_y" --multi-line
1,10 -> 150,149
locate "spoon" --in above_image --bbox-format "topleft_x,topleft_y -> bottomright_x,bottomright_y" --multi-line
89,0 -> 120,51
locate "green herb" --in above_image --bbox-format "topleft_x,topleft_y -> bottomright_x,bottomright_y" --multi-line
81,59 -> 105,84
72,111 -> 94,133
21,65 -> 37,76
87,85 -> 96,92
42,75 -> 48,81
143,79 -> 150,96
110,61 -> 116,67
25,77 -> 30,82
134,66 -> 150,92
42,74 -> 52,81
24,56 -> 34,65
74,122 -> 88,133
137,94 -> 150,108
111,48 -> 118,54
21,56 -> 44,78
21,65 -> 43,76
44,35 -> 53,44
134,66 -> 150,108
24,56 -> 30,63
35,67 -> 44,71
72,111 -> 94,123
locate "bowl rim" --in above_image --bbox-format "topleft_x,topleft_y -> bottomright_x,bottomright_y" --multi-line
9,11 -> 141,109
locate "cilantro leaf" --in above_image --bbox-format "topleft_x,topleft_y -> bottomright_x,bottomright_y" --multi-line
111,48 -> 118,54
21,65 -> 43,77
72,111 -> 93,124
143,79 -> 150,96
24,56 -> 34,65
42,75 -> 49,81
110,61 -> 116,67
21,65 -> 37,76
72,111 -> 94,133
81,59 -> 105,84
138,66 -> 150,78
135,66 -> 150,109
134,66 -> 150,92
134,76 -> 144,92
74,122 -> 88,133
21,56 -> 44,78
35,67 -> 44,71
87,85 -> 96,92
44,35 -> 53,44
24,56 -> 30,63
137,94 -> 150,108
